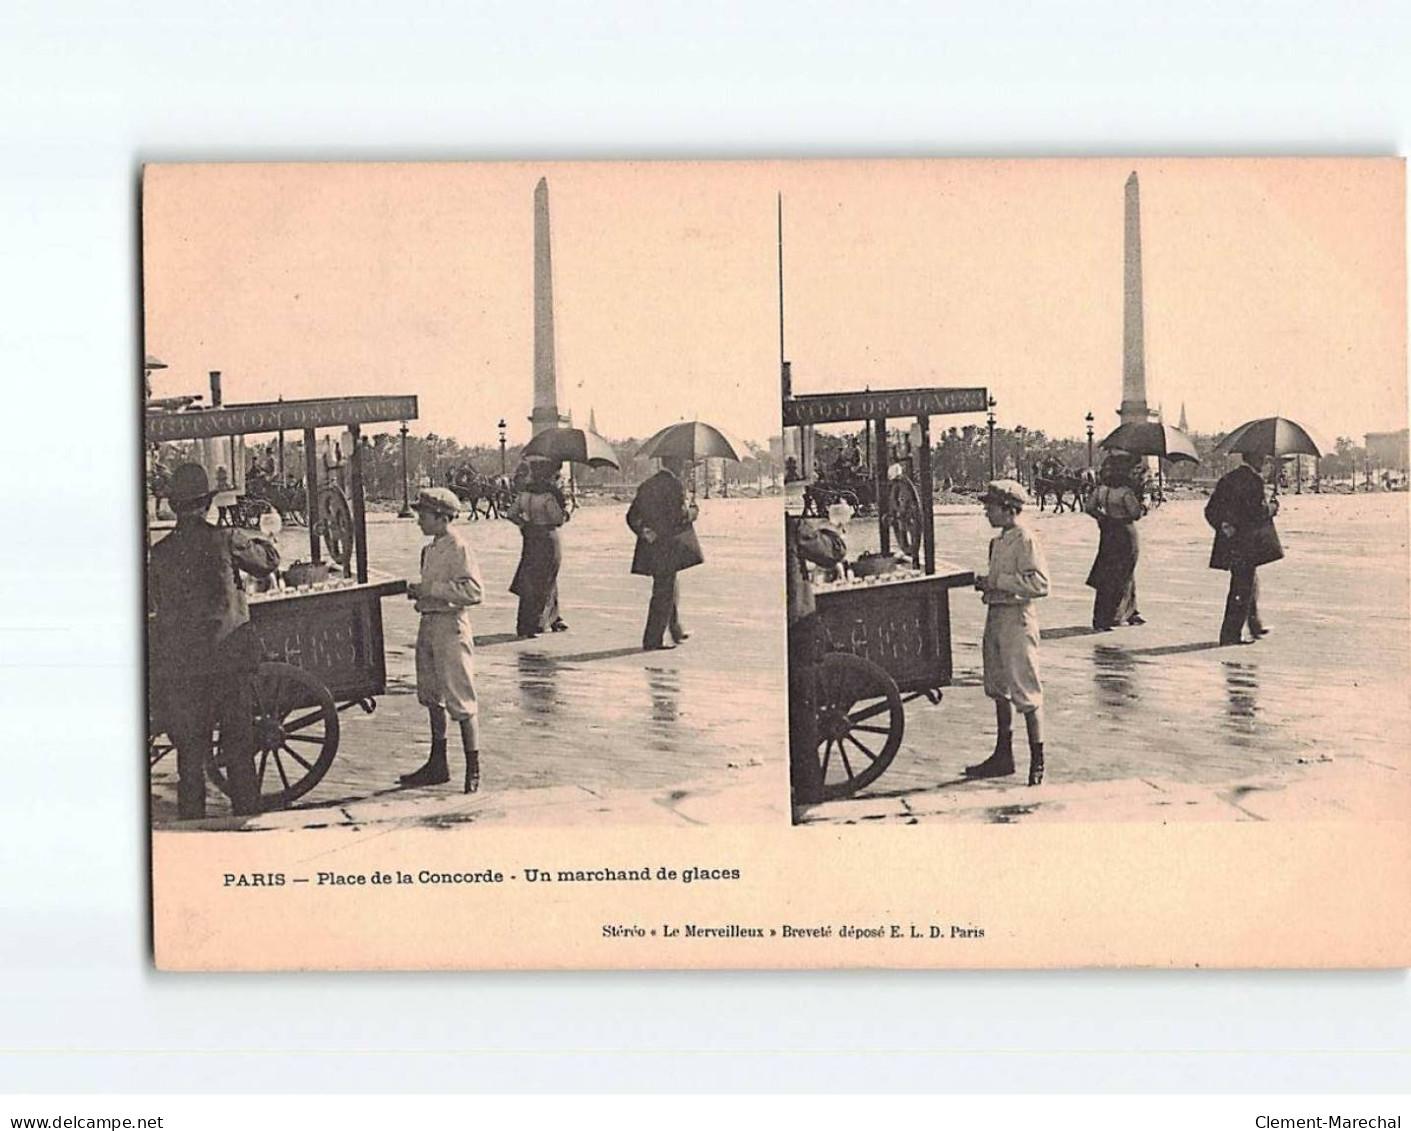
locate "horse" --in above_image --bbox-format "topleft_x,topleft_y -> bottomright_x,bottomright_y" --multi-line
1032,459 -> 1095,513
448,463 -> 513,520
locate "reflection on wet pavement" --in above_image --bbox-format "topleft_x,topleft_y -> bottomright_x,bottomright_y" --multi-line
516,652 -> 561,723
1092,645 -> 1139,713
1222,660 -> 1259,746
646,668 -> 682,754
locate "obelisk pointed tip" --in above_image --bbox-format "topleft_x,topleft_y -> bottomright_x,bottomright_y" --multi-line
535,176 -> 548,195
1127,170 -> 1139,184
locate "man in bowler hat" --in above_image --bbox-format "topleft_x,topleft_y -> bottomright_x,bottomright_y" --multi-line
148,463 -> 280,819
1205,451 -> 1283,645
626,457 -> 704,651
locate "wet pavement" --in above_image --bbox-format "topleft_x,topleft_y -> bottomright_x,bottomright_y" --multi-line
150,491 -> 1410,830
150,496 -> 786,829
799,491 -> 1411,825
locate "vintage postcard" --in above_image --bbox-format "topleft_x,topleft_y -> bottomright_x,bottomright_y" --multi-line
145,158 -> 1409,969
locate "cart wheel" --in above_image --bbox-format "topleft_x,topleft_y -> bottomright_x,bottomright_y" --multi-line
887,477 -> 923,558
241,497 -> 273,529
281,488 -> 309,526
814,652 -> 904,800
318,486 -> 354,569
207,661 -> 340,809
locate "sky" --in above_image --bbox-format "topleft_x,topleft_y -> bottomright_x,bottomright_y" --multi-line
144,158 -> 1406,448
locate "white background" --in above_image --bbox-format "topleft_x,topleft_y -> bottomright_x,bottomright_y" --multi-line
2,1 -> 1409,1094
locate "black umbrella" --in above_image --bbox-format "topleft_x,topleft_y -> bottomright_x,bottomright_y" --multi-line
1098,421 -> 1200,463
1212,416 -> 1324,459
636,420 -> 745,462
521,426 -> 619,469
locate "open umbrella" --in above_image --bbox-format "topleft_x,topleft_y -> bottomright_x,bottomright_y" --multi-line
521,426 -> 619,469
1098,421 -> 1199,463
1212,416 -> 1323,459
636,420 -> 745,462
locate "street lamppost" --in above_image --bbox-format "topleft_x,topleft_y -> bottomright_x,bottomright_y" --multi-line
986,396 -> 997,480
498,418 -> 508,478
397,421 -> 413,518
1085,411 -> 1095,467
1015,425 -> 1027,485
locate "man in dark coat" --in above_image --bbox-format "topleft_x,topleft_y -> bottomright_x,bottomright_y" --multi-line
626,457 -> 704,651
1205,452 -> 1283,645
149,463 -> 280,818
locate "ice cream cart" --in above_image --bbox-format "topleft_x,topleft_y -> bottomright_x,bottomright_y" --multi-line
146,394 -> 416,811
786,385 -> 988,802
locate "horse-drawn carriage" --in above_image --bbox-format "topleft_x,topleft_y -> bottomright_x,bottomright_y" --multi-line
801,458 -> 927,559
786,385 -> 987,803
1031,456 -> 1096,513
447,463 -> 516,520
237,469 -> 313,528
146,394 -> 416,813
801,461 -> 875,516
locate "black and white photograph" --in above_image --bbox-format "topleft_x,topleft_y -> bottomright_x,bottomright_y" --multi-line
143,163 -> 786,832
782,159 -> 1409,828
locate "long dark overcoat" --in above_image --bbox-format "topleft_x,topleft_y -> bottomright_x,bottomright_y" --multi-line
626,469 -> 705,577
1204,463 -> 1284,571
147,518 -> 280,714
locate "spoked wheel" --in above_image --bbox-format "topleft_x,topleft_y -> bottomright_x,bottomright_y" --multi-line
240,496 -> 274,529
814,652 -> 904,801
887,477 -> 923,558
279,489 -> 309,527
317,485 -> 354,570
207,661 -> 340,810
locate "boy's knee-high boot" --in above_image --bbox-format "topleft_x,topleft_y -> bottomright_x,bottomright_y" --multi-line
399,738 -> 449,786
461,717 -> 481,794
964,731 -> 1015,778
1027,742 -> 1045,787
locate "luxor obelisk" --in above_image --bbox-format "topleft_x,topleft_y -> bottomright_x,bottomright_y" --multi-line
531,177 -> 570,437
1119,171 -> 1155,427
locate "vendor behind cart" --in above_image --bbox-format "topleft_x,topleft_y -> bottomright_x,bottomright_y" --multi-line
148,463 -> 279,819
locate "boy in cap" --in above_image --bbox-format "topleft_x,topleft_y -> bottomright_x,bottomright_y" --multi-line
148,463 -> 280,819
399,487 -> 486,792
967,479 -> 1051,786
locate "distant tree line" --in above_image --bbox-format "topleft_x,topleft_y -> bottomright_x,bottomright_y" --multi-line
153,429 -> 783,502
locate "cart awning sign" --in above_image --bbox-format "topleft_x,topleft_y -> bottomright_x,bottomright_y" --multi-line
783,387 -> 988,427
145,395 -> 419,441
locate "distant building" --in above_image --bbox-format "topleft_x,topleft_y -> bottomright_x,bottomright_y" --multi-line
1365,429 -> 1409,473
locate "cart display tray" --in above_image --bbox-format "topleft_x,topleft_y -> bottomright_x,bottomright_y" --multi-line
813,565 -> 973,694
248,570 -> 407,703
